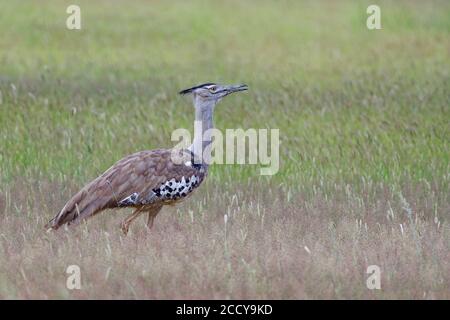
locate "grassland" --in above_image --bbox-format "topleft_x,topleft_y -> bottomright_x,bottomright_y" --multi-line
0,0 -> 449,299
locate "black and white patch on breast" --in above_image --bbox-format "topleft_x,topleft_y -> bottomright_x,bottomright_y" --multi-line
152,175 -> 200,201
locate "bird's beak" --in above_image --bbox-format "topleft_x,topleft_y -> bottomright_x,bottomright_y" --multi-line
225,84 -> 248,94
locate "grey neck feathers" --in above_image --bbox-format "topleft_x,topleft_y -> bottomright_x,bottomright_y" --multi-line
188,96 -> 216,165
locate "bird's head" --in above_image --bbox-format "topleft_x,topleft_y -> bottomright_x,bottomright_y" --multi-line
179,83 -> 248,104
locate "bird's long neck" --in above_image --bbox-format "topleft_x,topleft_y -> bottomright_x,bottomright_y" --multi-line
189,98 -> 215,165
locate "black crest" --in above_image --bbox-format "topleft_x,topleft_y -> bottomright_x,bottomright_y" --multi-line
179,83 -> 216,95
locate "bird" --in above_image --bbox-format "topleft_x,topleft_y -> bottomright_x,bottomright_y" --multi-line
46,83 -> 248,234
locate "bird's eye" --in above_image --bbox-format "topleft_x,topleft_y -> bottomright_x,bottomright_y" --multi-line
209,86 -> 217,92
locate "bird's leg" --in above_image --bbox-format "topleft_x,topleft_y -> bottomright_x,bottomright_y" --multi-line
120,207 -> 144,235
146,205 -> 163,230
146,213 -> 156,229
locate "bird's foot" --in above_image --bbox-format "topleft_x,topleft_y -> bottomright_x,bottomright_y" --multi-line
120,222 -> 130,235
146,220 -> 154,231
146,214 -> 155,231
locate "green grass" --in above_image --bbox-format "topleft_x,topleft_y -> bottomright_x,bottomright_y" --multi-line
0,0 -> 449,299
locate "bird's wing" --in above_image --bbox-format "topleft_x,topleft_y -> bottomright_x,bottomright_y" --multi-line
97,148 -> 201,207
47,148 -> 201,229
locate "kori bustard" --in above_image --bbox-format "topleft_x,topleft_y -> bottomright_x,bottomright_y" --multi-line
46,83 -> 248,234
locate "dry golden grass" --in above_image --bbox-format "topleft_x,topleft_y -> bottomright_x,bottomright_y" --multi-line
0,178 -> 448,299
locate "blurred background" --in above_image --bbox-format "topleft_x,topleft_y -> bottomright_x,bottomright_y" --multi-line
0,0 -> 448,299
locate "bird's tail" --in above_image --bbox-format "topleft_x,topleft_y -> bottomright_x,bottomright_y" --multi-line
45,183 -> 109,231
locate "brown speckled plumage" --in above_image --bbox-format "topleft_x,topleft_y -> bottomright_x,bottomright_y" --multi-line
46,82 -> 247,234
